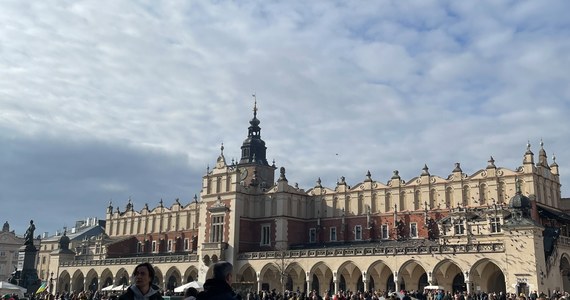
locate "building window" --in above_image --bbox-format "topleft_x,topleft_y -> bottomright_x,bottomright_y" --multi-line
137,242 -> 143,253
490,217 -> 501,233
210,215 -> 224,243
410,223 -> 418,238
454,221 -> 465,235
184,238 -> 190,251
309,228 -> 316,243
261,224 -> 271,246
330,227 -> 337,242
167,240 -> 173,252
354,225 -> 362,241
152,241 -> 157,252
381,224 -> 389,239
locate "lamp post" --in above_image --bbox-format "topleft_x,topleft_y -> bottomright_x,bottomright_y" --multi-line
49,272 -> 54,296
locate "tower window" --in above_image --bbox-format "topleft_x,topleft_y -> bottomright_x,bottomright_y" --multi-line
490,217 -> 501,233
354,225 -> 362,241
381,224 -> 389,239
261,224 -> 271,246
330,227 -> 337,242
309,228 -> 316,243
210,215 -> 224,243
410,223 -> 418,238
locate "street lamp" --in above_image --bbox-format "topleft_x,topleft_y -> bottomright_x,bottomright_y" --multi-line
49,272 -> 54,295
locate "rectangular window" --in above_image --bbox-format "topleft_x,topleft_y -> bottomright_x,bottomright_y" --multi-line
309,228 -> 316,243
381,224 -> 389,239
261,224 -> 271,246
454,222 -> 465,235
167,240 -> 173,252
184,238 -> 190,251
410,223 -> 418,238
330,227 -> 337,242
152,241 -> 157,252
210,215 -> 224,243
354,225 -> 362,241
490,217 -> 501,233
137,242 -> 142,253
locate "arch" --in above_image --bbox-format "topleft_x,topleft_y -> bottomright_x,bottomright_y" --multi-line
469,259 -> 505,294
164,266 -> 182,292
58,271 -> 71,293
432,259 -> 465,292
398,260 -> 427,291
560,254 -> 570,292
85,269 -> 99,292
285,263 -> 307,293
367,261 -> 394,293
154,267 -> 164,288
259,263 -> 282,293
337,261 -> 362,292
115,268 -> 130,286
309,262 -> 333,296
100,269 -> 114,290
72,269 -> 85,292
182,266 -> 199,283
237,264 -> 257,292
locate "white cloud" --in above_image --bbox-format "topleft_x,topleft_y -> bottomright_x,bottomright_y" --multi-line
1,0 -> 569,234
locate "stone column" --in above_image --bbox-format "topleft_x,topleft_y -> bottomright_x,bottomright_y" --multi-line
306,272 -> 311,294
362,272 -> 368,292
84,278 -> 88,292
99,277 -> 104,291
394,272 -> 399,292
465,281 -> 472,295
257,272 -> 262,292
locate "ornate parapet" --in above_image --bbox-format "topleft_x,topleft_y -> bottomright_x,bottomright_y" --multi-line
236,242 -> 504,260
59,253 -> 199,267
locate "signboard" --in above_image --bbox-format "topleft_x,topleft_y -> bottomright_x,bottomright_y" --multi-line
17,251 -> 24,271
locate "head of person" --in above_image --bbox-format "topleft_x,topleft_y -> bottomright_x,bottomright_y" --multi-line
133,262 -> 155,291
212,261 -> 233,285
185,288 -> 198,298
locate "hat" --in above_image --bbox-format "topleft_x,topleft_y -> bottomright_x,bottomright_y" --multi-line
3,295 -> 11,299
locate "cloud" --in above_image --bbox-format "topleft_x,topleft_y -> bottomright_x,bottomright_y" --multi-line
1,0 -> 569,234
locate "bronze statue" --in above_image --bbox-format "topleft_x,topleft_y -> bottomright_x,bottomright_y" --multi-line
24,220 -> 35,246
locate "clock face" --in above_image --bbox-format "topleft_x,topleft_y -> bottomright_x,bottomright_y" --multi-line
240,169 -> 248,180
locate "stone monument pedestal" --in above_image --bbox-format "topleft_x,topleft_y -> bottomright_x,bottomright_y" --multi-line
18,244 -> 40,294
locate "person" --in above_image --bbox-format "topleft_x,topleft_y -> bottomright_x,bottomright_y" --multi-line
184,288 -> 198,300
24,220 -> 35,246
197,261 -> 239,300
118,263 -> 163,300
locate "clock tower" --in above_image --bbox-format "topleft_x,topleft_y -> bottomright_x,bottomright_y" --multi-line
237,97 -> 276,187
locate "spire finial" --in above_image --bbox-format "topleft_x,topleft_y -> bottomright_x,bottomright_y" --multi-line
540,138 -> 544,148
553,153 -> 556,162
220,142 -> 224,154
252,93 -> 258,118
527,140 -> 531,151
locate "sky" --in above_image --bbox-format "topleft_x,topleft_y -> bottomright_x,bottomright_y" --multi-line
1,1 -> 570,236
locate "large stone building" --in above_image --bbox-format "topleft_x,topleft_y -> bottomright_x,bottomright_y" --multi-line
48,105 -> 570,296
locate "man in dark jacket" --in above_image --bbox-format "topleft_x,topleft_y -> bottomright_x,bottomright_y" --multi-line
119,262 -> 163,300
197,261 -> 240,300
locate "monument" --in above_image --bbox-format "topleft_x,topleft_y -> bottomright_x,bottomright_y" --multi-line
15,220 -> 40,293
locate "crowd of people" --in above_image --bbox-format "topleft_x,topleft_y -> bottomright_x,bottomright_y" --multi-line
16,262 -> 569,300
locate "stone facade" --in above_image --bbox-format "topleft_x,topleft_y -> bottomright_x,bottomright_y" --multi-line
48,107 -> 570,296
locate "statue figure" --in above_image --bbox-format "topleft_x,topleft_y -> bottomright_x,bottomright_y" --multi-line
2,221 -> 9,232
24,220 -> 35,246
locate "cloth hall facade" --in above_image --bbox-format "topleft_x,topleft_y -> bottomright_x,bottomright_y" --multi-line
46,107 -> 570,296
